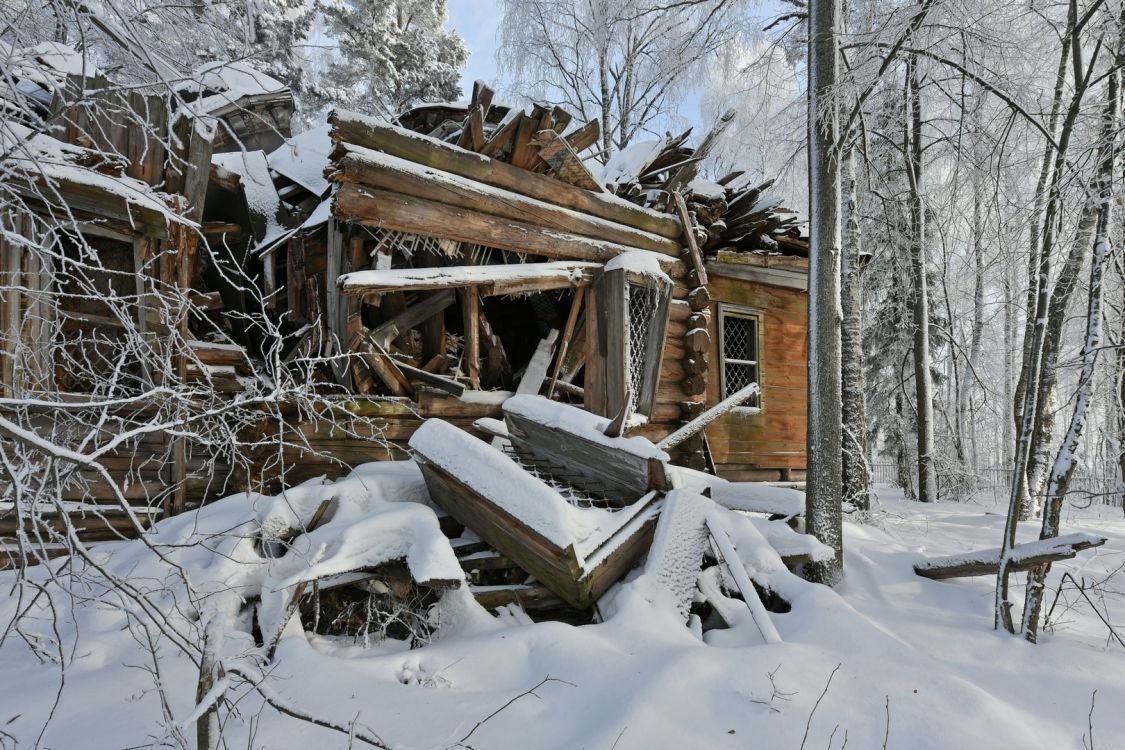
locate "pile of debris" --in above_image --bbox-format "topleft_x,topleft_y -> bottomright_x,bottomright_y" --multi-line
289,395 -> 831,635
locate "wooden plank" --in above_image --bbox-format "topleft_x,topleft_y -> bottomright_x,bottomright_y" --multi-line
515,330 -> 558,396
460,287 -> 480,389
564,118 -> 601,153
672,191 -> 708,286
368,289 -> 456,348
334,184 -> 681,268
479,113 -> 520,158
287,234 -> 306,316
334,146 -> 679,255
339,261 -> 601,297
328,110 -> 682,239
535,130 -> 605,192
415,458 -> 585,607
546,286 -> 586,399
396,360 -> 465,397
914,534 -> 1107,580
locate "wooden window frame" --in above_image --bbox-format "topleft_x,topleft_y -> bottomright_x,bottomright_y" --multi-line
718,303 -> 763,412
584,265 -> 673,423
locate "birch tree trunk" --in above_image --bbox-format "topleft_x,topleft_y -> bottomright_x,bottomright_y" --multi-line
907,53 -> 936,504
1023,30 -> 1121,632
805,0 -> 844,584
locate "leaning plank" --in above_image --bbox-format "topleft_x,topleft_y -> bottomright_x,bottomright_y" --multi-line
338,261 -> 601,297
334,184 -> 680,268
657,383 -> 761,450
672,191 -> 708,286
328,110 -> 682,239
914,532 -> 1107,580
333,144 -> 679,255
535,130 -> 605,193
396,360 -> 465,397
368,289 -> 455,348
515,330 -> 558,396
705,510 -> 783,644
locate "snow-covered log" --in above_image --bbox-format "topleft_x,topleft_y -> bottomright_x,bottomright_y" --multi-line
915,532 -> 1106,580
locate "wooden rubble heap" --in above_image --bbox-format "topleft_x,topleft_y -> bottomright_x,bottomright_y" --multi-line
405,395 -> 822,627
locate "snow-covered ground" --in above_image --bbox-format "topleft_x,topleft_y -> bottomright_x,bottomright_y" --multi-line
2,468 -> 1124,750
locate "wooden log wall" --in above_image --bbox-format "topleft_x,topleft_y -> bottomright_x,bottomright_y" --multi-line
702,274 -> 809,482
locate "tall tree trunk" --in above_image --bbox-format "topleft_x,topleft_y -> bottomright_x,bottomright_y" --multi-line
1023,42 -> 1118,635
805,0 -> 844,584
907,54 -> 936,503
1014,7 -> 1073,511
957,167 -> 985,477
998,6 -> 1098,631
841,146 -> 871,511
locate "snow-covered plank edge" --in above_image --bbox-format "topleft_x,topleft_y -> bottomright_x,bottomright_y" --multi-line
914,532 -> 1107,579
339,261 -> 601,296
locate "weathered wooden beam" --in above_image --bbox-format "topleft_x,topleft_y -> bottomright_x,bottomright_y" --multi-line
328,109 -> 682,239
672,191 -> 708,287
914,533 -> 1107,580
334,184 -> 681,270
397,360 -> 465,397
333,145 -> 679,255
368,289 -> 456,348
338,261 -> 600,297
460,287 -> 480,389
657,383 -> 761,451
545,286 -> 586,401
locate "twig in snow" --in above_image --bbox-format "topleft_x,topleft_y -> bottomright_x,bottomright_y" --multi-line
1082,689 -> 1097,750
452,676 -> 576,748
882,695 -> 891,749
799,664 -> 840,750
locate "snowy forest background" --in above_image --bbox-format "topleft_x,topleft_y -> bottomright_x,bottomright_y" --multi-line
3,0 -> 1125,746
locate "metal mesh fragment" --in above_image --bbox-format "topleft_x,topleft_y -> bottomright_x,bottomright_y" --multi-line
626,283 -> 658,414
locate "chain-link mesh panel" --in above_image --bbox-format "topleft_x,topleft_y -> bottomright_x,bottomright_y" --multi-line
500,442 -> 619,508
626,283 -> 659,414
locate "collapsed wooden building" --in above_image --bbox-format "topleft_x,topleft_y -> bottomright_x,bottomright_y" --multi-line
1,51 -> 814,612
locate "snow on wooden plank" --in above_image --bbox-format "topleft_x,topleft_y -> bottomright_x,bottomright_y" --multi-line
409,418 -> 606,551
914,532 -> 1107,580
339,261 -> 601,296
641,489 -> 711,621
327,109 -> 683,240
333,143 -> 680,255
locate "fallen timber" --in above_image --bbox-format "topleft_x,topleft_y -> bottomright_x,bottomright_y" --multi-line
914,532 -> 1107,580
409,417 -> 661,609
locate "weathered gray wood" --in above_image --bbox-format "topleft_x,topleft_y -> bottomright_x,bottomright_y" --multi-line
368,290 -> 456,348
516,330 -> 558,396
914,533 -> 1107,580
503,407 -> 672,505
657,382 -> 761,450
328,110 -> 682,239
397,360 -> 465,397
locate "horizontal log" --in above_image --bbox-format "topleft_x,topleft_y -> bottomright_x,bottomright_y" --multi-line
335,184 -> 684,272
914,533 -> 1107,580
329,109 -> 682,239
339,261 -> 601,297
334,145 -> 680,256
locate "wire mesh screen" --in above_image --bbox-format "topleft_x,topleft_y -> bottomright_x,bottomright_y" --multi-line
361,226 -> 522,266
626,283 -> 659,414
500,442 -> 620,509
720,310 -> 760,404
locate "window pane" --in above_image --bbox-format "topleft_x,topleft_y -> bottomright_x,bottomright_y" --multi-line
724,361 -> 758,397
723,314 -> 757,361
626,283 -> 659,414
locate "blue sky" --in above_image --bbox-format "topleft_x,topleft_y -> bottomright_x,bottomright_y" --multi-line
446,0 -> 502,93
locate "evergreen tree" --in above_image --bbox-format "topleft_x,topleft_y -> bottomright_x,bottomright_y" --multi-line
312,0 -> 467,117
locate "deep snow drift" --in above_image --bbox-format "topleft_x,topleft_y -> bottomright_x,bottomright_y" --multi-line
2,464 -> 1124,749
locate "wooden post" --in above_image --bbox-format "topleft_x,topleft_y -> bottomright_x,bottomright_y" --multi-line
546,286 -> 586,399
460,287 -> 480,389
